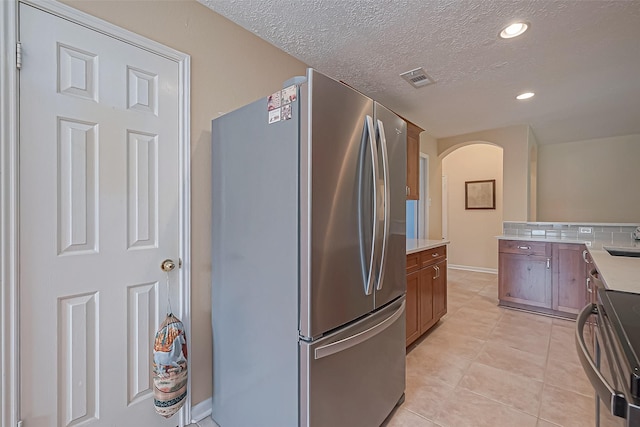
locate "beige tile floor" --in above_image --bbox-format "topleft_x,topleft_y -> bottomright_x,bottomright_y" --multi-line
382,269 -> 596,427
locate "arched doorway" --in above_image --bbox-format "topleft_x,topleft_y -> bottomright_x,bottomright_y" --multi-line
441,143 -> 504,272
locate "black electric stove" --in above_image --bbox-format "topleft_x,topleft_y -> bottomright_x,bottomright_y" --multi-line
600,289 -> 640,400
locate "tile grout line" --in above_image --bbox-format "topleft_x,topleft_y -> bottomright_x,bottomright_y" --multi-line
403,407 -> 441,426
464,388 -> 540,420
536,322 -> 554,420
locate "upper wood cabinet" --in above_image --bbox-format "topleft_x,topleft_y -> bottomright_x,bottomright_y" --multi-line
406,121 -> 422,200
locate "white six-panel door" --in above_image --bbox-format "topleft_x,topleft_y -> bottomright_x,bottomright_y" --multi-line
18,3 -> 184,426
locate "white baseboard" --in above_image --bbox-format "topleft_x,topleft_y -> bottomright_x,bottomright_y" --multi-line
448,264 -> 498,275
190,398 -> 213,425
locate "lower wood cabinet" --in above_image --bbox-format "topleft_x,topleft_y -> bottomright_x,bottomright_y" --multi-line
419,266 -> 435,332
433,260 -> 447,320
498,241 -> 552,309
405,270 -> 420,345
552,243 -> 589,315
406,245 -> 447,347
498,239 -> 589,318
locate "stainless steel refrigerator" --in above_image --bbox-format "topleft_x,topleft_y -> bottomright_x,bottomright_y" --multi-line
211,68 -> 407,427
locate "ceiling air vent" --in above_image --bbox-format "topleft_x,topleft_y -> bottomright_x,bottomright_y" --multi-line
400,68 -> 435,88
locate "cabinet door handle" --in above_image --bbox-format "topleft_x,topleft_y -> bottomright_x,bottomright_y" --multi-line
433,266 -> 438,280
517,245 -> 531,250
582,249 -> 590,264
546,258 -> 550,269
586,277 -> 592,293
406,185 -> 410,196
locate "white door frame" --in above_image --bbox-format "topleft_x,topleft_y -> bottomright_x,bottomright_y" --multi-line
442,175 -> 448,240
0,2 -> 192,426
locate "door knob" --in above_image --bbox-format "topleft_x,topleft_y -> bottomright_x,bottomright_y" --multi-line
161,259 -> 176,272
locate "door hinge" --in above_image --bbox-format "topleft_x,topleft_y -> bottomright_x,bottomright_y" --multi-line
16,42 -> 22,69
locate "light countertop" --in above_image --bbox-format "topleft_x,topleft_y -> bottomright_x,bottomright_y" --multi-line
496,235 -> 588,245
497,235 -> 640,251
503,221 -> 639,227
587,248 -> 640,294
406,239 -> 449,254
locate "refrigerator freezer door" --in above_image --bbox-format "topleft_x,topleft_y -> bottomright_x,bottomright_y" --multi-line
300,70 -> 376,338
300,297 -> 406,427
373,103 -> 407,309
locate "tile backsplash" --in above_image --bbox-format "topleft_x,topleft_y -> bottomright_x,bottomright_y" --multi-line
502,222 -> 640,249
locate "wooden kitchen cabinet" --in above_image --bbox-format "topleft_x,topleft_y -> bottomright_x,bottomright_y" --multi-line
406,121 -> 422,200
552,243 -> 589,315
419,259 -> 447,332
405,270 -> 420,345
499,240 -> 552,309
419,266 -> 435,332
433,259 -> 447,319
406,245 -> 447,347
498,239 -> 590,318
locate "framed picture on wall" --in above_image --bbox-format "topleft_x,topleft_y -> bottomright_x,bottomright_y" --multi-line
465,179 -> 496,210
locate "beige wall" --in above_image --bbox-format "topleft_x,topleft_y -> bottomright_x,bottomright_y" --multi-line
537,133 -> 640,222
419,132 -> 443,240
442,144 -> 503,271
62,0 -> 308,405
438,125 -> 532,222
528,128 -> 538,222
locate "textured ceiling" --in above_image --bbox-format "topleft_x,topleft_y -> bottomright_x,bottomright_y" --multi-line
199,0 -> 640,144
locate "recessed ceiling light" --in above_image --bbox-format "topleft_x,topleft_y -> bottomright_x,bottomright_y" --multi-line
516,92 -> 535,100
500,22 -> 529,39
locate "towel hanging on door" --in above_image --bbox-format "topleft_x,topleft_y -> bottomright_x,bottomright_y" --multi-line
153,313 -> 188,418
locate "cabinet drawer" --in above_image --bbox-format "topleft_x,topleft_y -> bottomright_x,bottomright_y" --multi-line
406,253 -> 420,273
420,246 -> 447,268
499,240 -> 550,257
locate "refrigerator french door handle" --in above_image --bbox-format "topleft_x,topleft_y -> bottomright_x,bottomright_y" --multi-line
375,119 -> 391,291
314,300 -> 405,360
363,115 -> 378,296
